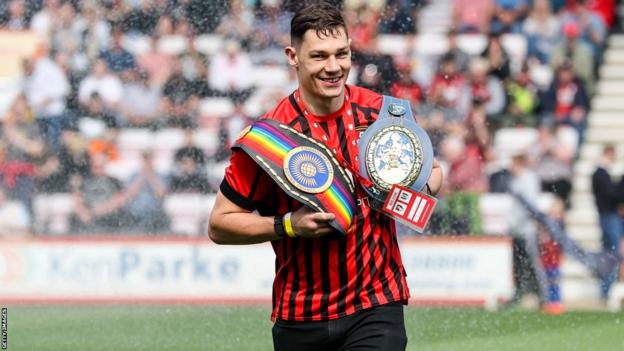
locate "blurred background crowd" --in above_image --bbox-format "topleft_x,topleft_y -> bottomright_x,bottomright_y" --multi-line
0,0 -> 619,237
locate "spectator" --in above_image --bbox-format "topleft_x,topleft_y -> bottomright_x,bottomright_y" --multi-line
0,95 -> 45,212
522,0 -> 560,64
208,39 -> 254,101
541,61 -> 589,145
30,0 -> 62,39
250,0 -> 291,64
0,187 -> 31,237
591,145 -> 624,301
82,92 -> 120,130
426,53 -> 467,122
531,125 -> 574,205
560,0 -> 607,60
119,70 -> 161,128
345,4 -> 380,56
550,21 -> 595,95
390,56 -> 423,110
70,153 -> 129,234
452,0 -> 494,34
78,58 -> 123,111
98,28 -> 136,75
73,1 -> 111,71
507,152 -> 549,308
124,151 -> 170,234
162,94 -> 196,129
442,128 -> 488,194
35,152 -> 69,193
122,0 -> 159,35
215,0 -> 254,48
170,131 -> 210,194
442,29 -> 471,73
462,57 -> 507,119
491,0 -> 529,34
378,0 -> 417,34
502,64 -> 539,128
2,0 -> 28,30
137,34 -> 175,88
21,54 -> 70,150
58,125 -> 91,181
480,32 -> 511,82
539,197 -> 565,314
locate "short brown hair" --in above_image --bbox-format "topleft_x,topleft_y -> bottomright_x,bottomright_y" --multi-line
290,2 -> 347,46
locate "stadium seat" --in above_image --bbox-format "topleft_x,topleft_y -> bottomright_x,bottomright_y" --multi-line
456,34 -> 487,56
157,35 -> 188,55
414,33 -> 449,55
493,127 -> 539,160
117,129 -> 154,154
33,193 -> 74,235
251,66 -> 289,89
377,34 -> 412,56
479,193 -> 514,235
193,129 -> 219,155
163,194 -> 216,235
121,34 -> 151,56
501,34 -> 527,73
194,34 -> 223,56
199,97 -> 234,119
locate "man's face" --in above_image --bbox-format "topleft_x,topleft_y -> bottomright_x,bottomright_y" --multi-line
287,27 -> 351,102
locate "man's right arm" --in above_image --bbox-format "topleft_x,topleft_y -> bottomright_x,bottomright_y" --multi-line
208,190 -> 281,244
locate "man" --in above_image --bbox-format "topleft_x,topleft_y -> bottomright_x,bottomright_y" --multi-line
592,145 -> 623,301
209,3 -> 442,351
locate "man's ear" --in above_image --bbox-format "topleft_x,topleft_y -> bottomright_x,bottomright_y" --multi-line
285,46 -> 298,68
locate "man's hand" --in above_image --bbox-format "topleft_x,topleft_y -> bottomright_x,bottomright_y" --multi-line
290,206 -> 336,238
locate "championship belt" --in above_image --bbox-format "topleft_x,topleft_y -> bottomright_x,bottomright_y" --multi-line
357,96 -> 436,232
234,119 -> 357,235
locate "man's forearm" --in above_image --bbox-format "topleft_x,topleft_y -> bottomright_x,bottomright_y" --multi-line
209,210 -> 281,245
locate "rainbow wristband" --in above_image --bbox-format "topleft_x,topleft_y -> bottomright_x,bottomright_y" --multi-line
283,212 -> 296,238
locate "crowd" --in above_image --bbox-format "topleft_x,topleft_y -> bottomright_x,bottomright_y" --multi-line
0,0 -> 617,239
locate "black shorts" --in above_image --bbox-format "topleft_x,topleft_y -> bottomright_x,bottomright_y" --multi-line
272,302 -> 407,351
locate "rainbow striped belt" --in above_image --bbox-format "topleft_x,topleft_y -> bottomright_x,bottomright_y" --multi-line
234,119 -> 356,235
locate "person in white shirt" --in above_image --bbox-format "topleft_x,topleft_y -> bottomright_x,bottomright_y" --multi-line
208,39 -> 254,99
78,58 -> 123,110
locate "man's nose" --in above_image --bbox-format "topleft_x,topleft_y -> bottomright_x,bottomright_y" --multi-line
325,56 -> 340,73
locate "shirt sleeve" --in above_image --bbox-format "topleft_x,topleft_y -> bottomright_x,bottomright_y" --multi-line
220,149 -> 272,211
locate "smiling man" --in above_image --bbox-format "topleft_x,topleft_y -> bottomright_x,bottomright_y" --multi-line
209,3 -> 442,350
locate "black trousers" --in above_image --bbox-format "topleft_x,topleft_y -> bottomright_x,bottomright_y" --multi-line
272,302 -> 408,351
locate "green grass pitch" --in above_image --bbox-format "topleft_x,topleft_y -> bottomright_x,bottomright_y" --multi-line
5,305 -> 624,351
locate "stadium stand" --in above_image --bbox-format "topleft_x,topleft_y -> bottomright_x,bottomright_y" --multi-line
0,0 -> 622,308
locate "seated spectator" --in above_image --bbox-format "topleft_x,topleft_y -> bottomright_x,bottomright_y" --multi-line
378,0 -> 417,34
170,133 -> 210,194
30,0 -> 62,39
452,0 -> 494,33
559,0 -> 607,60
390,56 -> 423,110
70,153 -> 129,234
541,61 -> 589,145
58,125 -> 91,181
0,187 -> 31,237
355,53 -> 397,95
522,0 -> 560,64
491,0 -> 529,34
124,152 -> 170,234
441,135 -> 488,193
122,0 -> 159,35
461,57 -> 507,119
1,0 -> 28,30
250,1 -> 291,64
208,39 -> 254,101
82,92 -> 120,130
550,21 -> 595,95
137,34 -> 175,88
441,29 -> 471,73
345,3 -> 380,56
78,58 -> 123,111
162,94 -> 197,129
0,95 -> 46,212
481,32 -> 511,82
214,100 -> 255,162
426,53 -> 467,121
72,2 -> 111,71
119,70 -> 161,128
530,125 -> 574,205
21,53 -> 70,151
98,27 -> 136,75
216,0 -> 254,49
35,152 -> 69,193
502,65 -> 539,128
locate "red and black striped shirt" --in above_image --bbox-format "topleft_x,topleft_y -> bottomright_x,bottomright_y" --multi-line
221,85 -> 410,321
